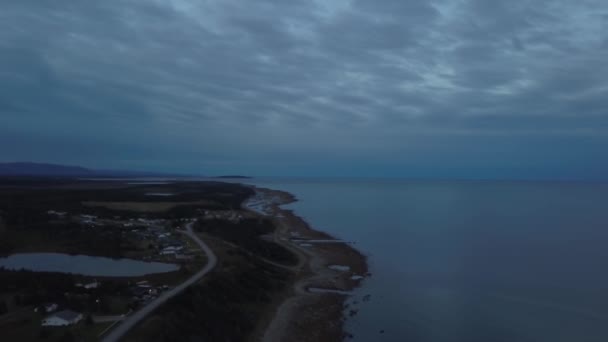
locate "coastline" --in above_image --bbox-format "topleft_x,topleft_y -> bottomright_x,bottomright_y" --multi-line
245,186 -> 369,341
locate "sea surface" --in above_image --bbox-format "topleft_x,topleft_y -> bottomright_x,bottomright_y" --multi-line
243,179 -> 608,342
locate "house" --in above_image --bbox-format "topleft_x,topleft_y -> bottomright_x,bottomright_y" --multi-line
79,215 -> 97,226
160,247 -> 177,256
41,310 -> 83,327
130,285 -> 156,301
160,246 -> 183,255
80,215 -> 97,222
47,210 -> 67,218
35,303 -> 58,313
84,281 -> 100,289
131,287 -> 149,299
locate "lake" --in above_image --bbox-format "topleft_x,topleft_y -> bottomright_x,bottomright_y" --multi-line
244,179 -> 608,342
0,253 -> 179,277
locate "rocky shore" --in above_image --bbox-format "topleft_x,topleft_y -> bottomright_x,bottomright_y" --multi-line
245,187 -> 369,342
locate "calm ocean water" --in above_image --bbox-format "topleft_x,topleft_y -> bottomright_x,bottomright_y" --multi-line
244,179 -> 608,342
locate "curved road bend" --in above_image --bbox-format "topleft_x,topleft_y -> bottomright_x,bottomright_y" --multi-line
102,222 -> 217,342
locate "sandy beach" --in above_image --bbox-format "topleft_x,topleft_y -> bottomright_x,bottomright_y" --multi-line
244,187 -> 368,341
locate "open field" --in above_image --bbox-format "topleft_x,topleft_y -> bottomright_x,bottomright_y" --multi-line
82,200 -> 216,213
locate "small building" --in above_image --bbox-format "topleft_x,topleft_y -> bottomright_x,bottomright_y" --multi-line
160,249 -> 176,256
131,287 -> 148,298
41,310 -> 83,327
84,281 -> 100,289
47,210 -> 67,218
160,246 -> 183,255
130,285 -> 156,301
35,303 -> 58,313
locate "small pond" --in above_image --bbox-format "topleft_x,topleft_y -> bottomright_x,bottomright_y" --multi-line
0,253 -> 179,277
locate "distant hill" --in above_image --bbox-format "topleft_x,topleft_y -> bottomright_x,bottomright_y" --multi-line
0,162 -> 93,176
0,162 -> 187,178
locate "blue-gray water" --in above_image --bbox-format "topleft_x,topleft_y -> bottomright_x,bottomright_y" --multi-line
244,179 -> 608,342
0,253 -> 179,277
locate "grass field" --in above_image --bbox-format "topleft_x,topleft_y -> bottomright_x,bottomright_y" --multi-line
82,200 -> 216,213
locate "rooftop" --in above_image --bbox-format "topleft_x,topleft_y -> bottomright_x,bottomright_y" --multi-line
52,310 -> 81,321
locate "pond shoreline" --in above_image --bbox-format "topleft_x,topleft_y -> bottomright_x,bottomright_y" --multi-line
0,252 -> 179,277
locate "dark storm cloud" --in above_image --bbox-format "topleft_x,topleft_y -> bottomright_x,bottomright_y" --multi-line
1,0 -> 607,177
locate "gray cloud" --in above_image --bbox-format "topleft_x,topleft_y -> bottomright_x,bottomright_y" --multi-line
0,0 -> 607,177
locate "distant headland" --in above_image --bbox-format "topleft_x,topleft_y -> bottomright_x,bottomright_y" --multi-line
214,175 -> 252,179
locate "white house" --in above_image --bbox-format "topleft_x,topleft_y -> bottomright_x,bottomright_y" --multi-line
84,281 -> 100,289
41,310 -> 83,327
160,246 -> 183,255
160,249 -> 176,256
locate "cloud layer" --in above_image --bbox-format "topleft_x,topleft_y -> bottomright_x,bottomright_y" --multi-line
1,0 -> 607,178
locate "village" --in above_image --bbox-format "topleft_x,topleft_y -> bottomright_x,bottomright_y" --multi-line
46,208 -> 252,261
0,206 -> 256,340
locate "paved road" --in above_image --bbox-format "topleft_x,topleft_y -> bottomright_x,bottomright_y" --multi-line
102,221 -> 217,342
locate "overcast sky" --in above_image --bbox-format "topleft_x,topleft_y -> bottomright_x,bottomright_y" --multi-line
1,0 -> 607,178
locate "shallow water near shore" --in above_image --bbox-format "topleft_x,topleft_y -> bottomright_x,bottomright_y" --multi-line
243,179 -> 608,342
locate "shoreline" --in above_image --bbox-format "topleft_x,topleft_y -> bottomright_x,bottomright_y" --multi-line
245,186 -> 369,341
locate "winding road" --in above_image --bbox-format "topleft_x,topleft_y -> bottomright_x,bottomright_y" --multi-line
101,221 -> 217,342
